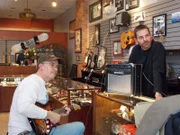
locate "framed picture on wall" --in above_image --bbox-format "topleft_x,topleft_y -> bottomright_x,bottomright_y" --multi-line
75,28 -> 82,53
89,1 -> 102,22
113,40 -> 123,56
69,20 -> 76,39
115,0 -> 124,11
95,24 -> 100,45
125,0 -> 139,11
152,14 -> 167,37
103,0 -> 113,7
109,18 -> 119,34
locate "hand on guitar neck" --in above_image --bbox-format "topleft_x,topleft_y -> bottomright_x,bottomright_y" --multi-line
46,106 -> 71,124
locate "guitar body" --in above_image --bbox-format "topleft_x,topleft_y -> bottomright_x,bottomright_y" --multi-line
89,46 -> 98,69
28,102 -> 81,135
28,101 -> 54,135
83,49 -> 93,67
121,31 -> 135,49
96,46 -> 106,70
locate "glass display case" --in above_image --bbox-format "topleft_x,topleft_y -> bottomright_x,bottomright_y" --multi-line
93,93 -> 154,135
0,75 -> 25,87
48,77 -> 101,106
47,77 -> 101,135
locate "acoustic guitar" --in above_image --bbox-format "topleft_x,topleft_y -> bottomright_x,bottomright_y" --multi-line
83,48 -> 93,67
96,31 -> 109,70
28,101 -> 81,135
120,31 -> 135,49
83,35 -> 95,67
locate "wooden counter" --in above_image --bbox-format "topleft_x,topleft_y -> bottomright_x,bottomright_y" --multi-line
0,86 -> 16,112
0,66 -> 36,112
93,93 -> 154,135
0,66 -> 36,76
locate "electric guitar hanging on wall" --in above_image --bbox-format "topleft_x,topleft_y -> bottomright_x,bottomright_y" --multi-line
28,101 -> 81,135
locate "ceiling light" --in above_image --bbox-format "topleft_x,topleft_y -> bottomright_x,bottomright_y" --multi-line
52,0 -> 57,7
19,0 -> 36,20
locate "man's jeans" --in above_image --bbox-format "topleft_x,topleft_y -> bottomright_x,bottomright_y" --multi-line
28,122 -> 85,135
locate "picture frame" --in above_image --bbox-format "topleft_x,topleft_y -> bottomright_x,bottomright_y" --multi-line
95,24 -> 100,45
152,14 -> 167,37
75,28 -> 82,53
76,55 -> 80,61
115,0 -> 124,11
69,19 -> 76,39
125,0 -> 139,11
113,40 -> 123,56
109,18 -> 119,34
103,0 -> 113,7
89,1 -> 102,23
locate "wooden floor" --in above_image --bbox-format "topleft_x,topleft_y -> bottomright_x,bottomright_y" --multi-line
0,113 -> 9,135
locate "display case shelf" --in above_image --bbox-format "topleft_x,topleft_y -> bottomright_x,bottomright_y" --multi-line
93,93 -> 153,135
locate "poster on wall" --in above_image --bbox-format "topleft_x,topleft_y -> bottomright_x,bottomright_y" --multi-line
171,12 -> 180,23
89,1 -> 102,22
134,12 -> 145,22
152,14 -> 166,37
69,20 -> 76,39
75,28 -> 82,53
125,0 -> 139,11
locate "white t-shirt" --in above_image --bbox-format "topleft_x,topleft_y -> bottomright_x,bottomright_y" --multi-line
8,74 -> 48,135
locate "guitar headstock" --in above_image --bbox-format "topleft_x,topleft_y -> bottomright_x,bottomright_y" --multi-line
72,103 -> 81,111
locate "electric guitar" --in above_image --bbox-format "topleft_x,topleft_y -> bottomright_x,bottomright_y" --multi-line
28,101 -> 81,135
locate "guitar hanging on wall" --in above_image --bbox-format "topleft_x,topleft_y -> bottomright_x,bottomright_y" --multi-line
83,35 -> 95,67
28,101 -> 81,135
96,31 -> 109,70
120,31 -> 136,49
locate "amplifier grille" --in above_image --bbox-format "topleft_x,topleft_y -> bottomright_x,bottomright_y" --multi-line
107,73 -> 131,95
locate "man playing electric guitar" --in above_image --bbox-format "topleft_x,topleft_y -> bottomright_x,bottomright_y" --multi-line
8,54 -> 85,135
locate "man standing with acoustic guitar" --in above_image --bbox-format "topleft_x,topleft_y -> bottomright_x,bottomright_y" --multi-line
8,54 -> 85,135
129,24 -> 167,100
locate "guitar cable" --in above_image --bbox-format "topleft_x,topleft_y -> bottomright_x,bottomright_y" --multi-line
85,104 -> 93,127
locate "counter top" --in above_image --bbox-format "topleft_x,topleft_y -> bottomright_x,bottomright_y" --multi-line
96,92 -> 155,107
53,77 -> 101,91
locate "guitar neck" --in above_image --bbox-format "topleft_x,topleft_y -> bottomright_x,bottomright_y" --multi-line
53,105 -> 73,114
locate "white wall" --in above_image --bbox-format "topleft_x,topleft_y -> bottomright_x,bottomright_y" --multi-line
54,5 -> 76,76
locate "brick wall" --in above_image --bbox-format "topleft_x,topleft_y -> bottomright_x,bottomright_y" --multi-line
76,0 -> 89,77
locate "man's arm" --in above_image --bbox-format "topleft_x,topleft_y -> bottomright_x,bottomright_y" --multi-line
152,42 -> 166,98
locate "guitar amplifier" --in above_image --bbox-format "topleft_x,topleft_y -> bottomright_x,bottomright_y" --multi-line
105,64 -> 142,96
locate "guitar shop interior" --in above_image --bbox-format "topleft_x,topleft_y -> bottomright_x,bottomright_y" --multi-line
1,0 -> 180,135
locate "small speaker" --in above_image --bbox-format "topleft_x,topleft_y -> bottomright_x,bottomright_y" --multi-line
115,12 -> 130,26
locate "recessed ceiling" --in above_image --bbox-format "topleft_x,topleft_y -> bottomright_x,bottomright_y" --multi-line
0,0 -> 76,19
